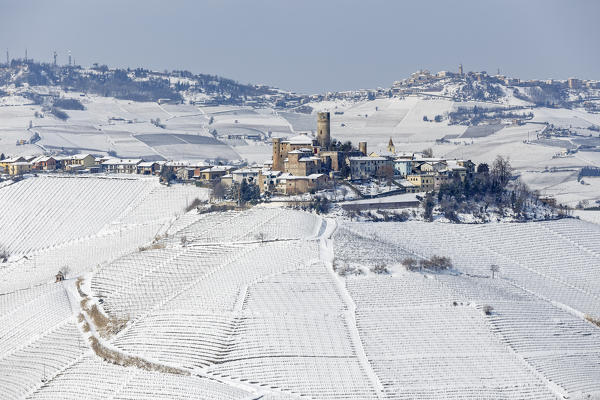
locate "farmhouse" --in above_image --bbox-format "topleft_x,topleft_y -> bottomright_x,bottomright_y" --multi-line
31,156 -> 57,171
7,161 -> 32,176
176,167 -> 195,180
231,167 -> 261,184
62,154 -> 96,170
407,174 -> 436,191
137,161 -> 161,175
0,156 -> 26,173
101,158 -> 142,173
200,166 -> 232,181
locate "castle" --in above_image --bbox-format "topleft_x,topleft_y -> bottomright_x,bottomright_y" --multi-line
258,112 -> 475,196
260,112 -> 364,195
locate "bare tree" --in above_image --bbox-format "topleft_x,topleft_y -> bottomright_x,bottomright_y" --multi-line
376,165 -> 395,187
402,257 -> 420,272
212,182 -> 226,201
422,148 -> 434,158
370,264 -> 390,274
491,155 -> 512,188
490,264 -> 500,279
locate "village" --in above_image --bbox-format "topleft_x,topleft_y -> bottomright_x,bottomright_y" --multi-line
0,112 -> 478,201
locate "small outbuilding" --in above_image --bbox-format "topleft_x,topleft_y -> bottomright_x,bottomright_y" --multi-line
55,270 -> 65,282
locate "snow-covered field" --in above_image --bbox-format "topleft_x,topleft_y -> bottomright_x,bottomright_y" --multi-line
335,218 -> 600,399
1,173 -> 599,399
0,96 -> 288,162
0,175 -> 209,291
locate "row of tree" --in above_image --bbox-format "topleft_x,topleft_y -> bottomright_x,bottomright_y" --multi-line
1,61 -> 277,104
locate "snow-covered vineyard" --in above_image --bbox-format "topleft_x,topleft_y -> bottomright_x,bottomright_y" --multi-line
1,176 -> 599,399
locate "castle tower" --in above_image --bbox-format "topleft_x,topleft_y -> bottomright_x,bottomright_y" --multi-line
317,112 -> 331,148
272,137 -> 283,171
387,137 -> 395,154
359,141 -> 367,155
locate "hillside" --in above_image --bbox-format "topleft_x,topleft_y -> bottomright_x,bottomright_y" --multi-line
0,177 -> 599,399
1,62 -> 600,205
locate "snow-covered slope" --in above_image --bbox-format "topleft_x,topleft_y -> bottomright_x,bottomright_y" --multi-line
0,175 -> 209,291
1,179 -> 600,399
335,218 -> 600,399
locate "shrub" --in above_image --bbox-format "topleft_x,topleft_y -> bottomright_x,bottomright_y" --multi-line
185,198 -> 205,212
420,255 -> 453,271
422,192 -> 435,222
310,196 -> 331,214
198,203 -> 236,214
401,257 -> 420,271
370,264 -> 390,274
334,261 -> 363,277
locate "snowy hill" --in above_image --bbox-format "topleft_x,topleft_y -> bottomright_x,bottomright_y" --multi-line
1,175 -> 600,399
1,62 -> 600,205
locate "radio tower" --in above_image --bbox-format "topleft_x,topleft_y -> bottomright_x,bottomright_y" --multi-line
53,51 -> 57,66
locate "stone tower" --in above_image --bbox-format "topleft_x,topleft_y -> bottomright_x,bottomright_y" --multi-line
272,137 -> 283,171
359,141 -> 367,155
317,112 -> 331,148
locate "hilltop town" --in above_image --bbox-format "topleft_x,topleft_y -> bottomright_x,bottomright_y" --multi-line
0,110 -> 481,197
1,60 -> 599,212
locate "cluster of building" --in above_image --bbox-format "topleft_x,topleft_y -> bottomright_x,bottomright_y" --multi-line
253,112 -> 475,195
0,153 -> 237,182
1,112 -> 476,196
390,65 -> 600,96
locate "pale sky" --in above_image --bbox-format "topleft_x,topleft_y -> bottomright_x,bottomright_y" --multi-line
1,0 -> 598,93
